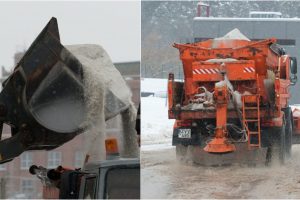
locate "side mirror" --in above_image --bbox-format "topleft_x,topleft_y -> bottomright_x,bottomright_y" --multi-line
290,57 -> 297,85
290,57 -> 297,74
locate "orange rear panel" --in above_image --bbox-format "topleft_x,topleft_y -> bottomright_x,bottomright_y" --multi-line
192,60 -> 256,82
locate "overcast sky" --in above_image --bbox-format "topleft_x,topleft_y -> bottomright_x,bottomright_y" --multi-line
0,1 -> 140,70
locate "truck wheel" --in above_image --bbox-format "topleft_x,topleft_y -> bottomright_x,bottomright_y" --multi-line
285,117 -> 292,158
266,126 -> 286,165
176,144 -> 187,162
274,125 -> 286,165
265,147 -> 272,166
284,108 -> 292,158
279,125 -> 286,164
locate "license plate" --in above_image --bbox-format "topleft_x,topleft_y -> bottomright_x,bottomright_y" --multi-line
178,129 -> 191,138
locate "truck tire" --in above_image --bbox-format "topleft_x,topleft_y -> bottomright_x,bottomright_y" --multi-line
265,125 -> 286,165
285,117 -> 292,158
265,147 -> 272,166
176,144 -> 187,162
274,125 -> 286,165
279,125 -> 286,164
284,108 -> 292,158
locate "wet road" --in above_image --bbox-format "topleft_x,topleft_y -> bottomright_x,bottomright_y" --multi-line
141,145 -> 300,199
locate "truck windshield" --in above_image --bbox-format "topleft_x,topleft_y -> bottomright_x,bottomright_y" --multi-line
105,168 -> 140,199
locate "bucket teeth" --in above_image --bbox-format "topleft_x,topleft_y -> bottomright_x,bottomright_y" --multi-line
46,17 -> 60,41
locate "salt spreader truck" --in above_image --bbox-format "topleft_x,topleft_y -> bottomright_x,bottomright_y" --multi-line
168,30 -> 299,165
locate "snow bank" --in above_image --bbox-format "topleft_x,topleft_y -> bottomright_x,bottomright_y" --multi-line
141,78 -> 168,93
141,78 -> 175,148
141,97 -> 174,146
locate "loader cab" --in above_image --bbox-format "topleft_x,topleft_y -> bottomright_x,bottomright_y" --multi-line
58,139 -> 140,199
79,159 -> 140,199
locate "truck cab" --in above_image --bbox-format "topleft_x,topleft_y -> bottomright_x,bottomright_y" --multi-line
78,158 -> 140,199
33,139 -> 140,199
34,158 -> 140,199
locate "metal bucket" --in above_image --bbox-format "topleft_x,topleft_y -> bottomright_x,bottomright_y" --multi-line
0,18 -> 86,163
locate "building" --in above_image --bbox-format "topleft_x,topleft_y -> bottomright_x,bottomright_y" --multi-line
0,132 -> 85,198
0,58 -> 140,198
114,61 -> 140,107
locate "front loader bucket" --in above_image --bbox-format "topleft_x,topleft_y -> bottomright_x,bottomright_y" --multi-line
0,17 -> 86,163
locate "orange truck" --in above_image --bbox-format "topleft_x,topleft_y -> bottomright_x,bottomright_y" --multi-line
168,31 -> 299,165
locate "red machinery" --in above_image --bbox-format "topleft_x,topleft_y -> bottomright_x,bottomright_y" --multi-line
168,31 -> 298,164
292,106 -> 300,142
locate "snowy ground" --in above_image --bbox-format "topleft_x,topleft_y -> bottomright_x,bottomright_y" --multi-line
141,78 -> 168,94
141,96 -> 174,149
141,78 -> 300,199
141,78 -> 174,150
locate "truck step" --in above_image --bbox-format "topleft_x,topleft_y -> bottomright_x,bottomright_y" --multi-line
249,132 -> 259,135
249,144 -> 260,147
245,107 -> 258,110
245,119 -> 259,122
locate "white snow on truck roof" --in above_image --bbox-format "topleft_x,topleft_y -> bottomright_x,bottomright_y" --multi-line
194,17 -> 300,21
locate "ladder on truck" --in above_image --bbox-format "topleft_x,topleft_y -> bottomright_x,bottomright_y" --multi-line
242,95 -> 261,149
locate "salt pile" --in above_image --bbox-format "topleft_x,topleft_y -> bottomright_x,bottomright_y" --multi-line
212,28 -> 250,48
65,44 -> 139,162
205,58 -> 238,63
214,28 -> 250,41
